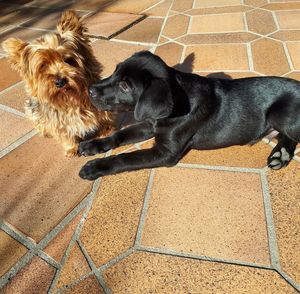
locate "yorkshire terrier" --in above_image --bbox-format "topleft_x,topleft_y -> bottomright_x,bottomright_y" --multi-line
2,10 -> 114,157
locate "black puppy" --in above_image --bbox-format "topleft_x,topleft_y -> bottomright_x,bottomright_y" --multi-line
79,51 -> 300,180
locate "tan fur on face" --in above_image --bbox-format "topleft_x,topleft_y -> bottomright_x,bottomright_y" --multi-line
2,10 -> 114,157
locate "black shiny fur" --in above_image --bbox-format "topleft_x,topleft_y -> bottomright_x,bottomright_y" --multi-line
79,51 -> 300,180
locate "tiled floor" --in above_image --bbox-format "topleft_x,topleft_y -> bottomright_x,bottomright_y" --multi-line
0,0 -> 300,293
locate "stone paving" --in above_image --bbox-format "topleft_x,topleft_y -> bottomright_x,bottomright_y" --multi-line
0,0 -> 300,293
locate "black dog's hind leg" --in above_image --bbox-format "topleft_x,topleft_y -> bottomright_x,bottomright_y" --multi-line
267,134 -> 297,170
79,121 -> 154,156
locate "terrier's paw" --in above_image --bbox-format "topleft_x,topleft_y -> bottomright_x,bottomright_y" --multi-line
268,147 -> 292,170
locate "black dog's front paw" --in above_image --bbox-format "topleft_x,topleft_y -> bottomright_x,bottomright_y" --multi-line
79,158 -> 111,180
79,139 -> 110,156
268,147 -> 292,170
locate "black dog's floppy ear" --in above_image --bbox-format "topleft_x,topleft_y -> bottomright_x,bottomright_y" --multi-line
134,78 -> 173,121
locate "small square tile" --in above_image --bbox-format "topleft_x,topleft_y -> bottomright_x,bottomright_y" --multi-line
185,44 -> 249,71
92,40 -> 150,77
191,13 -> 245,33
0,110 -> 33,151
141,167 -> 270,264
84,12 -> 143,38
114,17 -> 163,44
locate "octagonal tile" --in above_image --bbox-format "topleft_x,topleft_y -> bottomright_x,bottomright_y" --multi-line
155,42 -> 183,67
251,38 -> 290,75
246,9 -> 277,35
171,0 -> 193,12
162,14 -> 189,39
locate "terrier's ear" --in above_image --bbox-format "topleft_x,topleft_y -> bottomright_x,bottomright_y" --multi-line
57,10 -> 86,36
1,38 -> 27,72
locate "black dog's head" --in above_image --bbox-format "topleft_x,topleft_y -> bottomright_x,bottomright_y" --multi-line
88,51 -> 174,121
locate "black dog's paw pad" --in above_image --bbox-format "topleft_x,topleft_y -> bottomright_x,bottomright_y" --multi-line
268,147 -> 291,170
79,141 -> 99,156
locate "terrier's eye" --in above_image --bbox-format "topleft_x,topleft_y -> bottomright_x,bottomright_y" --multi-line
64,57 -> 77,67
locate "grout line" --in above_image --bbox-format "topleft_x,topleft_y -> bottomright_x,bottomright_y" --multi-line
77,240 -> 112,294
136,245 -> 273,271
176,162 -> 262,174
0,129 -> 37,159
140,0 -> 165,14
276,270 -> 300,293
48,179 -> 102,293
259,170 -> 281,271
243,12 -> 248,31
272,11 -> 280,31
0,104 -> 26,118
99,248 -> 135,272
109,38 -> 156,47
246,42 -> 254,71
282,42 -> 294,71
134,169 -> 156,247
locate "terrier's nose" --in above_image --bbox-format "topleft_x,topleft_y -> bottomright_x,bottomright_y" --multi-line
89,86 -> 98,98
55,78 -> 67,88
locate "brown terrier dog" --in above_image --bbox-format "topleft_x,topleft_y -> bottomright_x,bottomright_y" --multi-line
2,10 -> 114,157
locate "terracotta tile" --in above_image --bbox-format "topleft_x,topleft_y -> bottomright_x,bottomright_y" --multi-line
181,142 -> 272,168
191,13 -> 245,33
84,12 -> 143,39
44,211 -> 84,262
201,71 -> 260,79
264,2 -> 300,11
286,42 -> 300,70
0,82 -> 29,113
162,14 -> 189,38
177,32 -> 258,44
74,0 -> 160,14
144,0 -> 173,17
0,27 -> 46,54
55,243 -> 91,290
276,11 -> 300,30
65,275 -> 105,294
155,43 -> 183,67
0,58 -> 21,91
185,44 -> 249,71
1,256 -> 55,294
187,5 -> 252,15
114,17 -> 163,44
0,230 -> 28,277
80,170 -> 150,267
0,135 -> 93,242
92,40 -> 150,77
142,168 -> 270,264
0,110 -> 33,151
21,10 -> 88,31
26,0 -> 74,8
244,0 -> 268,6
267,161 -> 300,284
251,38 -> 290,75
246,9 -> 277,35
158,36 -> 168,44
104,252 -> 296,294
284,71 -> 300,81
171,0 -> 193,12
194,0 -> 241,8
111,144 -> 137,155
270,30 -> 300,41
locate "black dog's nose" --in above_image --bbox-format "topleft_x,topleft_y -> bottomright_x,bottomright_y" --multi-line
89,86 -> 98,98
55,78 -> 67,88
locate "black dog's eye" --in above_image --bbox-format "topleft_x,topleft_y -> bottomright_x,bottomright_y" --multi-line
64,57 -> 77,67
119,80 -> 129,93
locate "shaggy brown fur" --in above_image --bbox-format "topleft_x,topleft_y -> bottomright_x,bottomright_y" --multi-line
2,10 -> 114,157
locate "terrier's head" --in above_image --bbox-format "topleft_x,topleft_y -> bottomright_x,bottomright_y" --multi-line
2,10 -> 101,109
